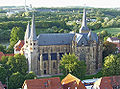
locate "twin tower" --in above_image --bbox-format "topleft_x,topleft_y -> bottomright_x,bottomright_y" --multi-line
23,9 -> 103,75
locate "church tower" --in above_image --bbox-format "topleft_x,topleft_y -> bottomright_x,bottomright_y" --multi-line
79,9 -> 89,33
24,21 -> 31,44
27,13 -> 38,74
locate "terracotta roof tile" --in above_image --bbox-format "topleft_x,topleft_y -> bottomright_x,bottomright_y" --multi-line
61,74 -> 86,89
14,40 -> 24,51
23,77 -> 63,89
0,52 -> 4,61
95,76 -> 120,89
0,52 -> 14,61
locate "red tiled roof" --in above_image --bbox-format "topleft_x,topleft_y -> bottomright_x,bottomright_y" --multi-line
61,74 -> 86,89
0,81 -> 4,89
0,52 -> 5,61
99,76 -> 120,89
0,52 -> 14,61
14,40 -> 24,51
23,77 -> 63,89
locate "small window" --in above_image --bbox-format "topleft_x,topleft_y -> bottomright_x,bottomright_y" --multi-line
30,43 -> 32,45
44,82 -> 48,87
34,43 -> 35,45
44,62 -> 46,68
44,70 -> 46,74
26,41 -> 28,43
53,62 -> 56,68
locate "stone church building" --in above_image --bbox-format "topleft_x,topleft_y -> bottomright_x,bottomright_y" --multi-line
20,9 -> 102,75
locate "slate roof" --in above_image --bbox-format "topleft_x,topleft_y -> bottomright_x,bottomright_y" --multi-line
22,77 -> 63,89
37,33 -> 75,46
37,32 -> 98,46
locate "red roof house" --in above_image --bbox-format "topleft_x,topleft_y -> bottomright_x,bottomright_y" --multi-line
61,74 -> 86,89
0,52 -> 14,61
22,77 -> 63,89
93,76 -> 120,89
14,40 -> 24,54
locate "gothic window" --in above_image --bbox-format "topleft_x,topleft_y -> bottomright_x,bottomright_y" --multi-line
43,53 -> 48,60
53,62 -> 56,68
38,54 -> 40,61
44,70 -> 47,75
44,62 -> 46,68
51,53 -> 57,60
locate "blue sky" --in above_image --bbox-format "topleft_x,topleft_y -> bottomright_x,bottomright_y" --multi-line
0,0 -> 120,8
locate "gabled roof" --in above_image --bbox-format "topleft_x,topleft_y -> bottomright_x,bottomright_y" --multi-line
23,77 -> 63,89
61,74 -> 86,89
94,76 -> 120,89
0,52 -> 14,61
87,30 -> 98,42
37,33 -> 75,46
0,52 -> 4,61
14,40 -> 24,51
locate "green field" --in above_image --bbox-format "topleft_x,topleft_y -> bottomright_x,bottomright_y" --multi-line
93,28 -> 120,35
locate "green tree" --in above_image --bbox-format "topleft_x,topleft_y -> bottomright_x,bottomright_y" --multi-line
103,41 -> 117,58
102,54 -> 120,76
7,54 -> 28,74
14,54 -> 28,74
0,44 -> 6,53
60,53 -> 86,79
0,66 -> 7,84
7,27 -> 24,53
25,71 -> 36,80
9,72 -> 24,89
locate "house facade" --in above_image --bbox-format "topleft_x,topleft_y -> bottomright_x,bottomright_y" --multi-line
19,9 -> 103,75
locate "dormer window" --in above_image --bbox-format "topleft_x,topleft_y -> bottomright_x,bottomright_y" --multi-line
44,82 -> 48,87
81,41 -> 84,46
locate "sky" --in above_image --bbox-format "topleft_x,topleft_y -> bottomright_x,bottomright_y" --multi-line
0,0 -> 120,8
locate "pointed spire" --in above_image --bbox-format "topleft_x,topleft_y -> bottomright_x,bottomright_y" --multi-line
79,8 -> 89,33
29,13 -> 37,41
87,29 -> 92,40
24,21 -> 31,43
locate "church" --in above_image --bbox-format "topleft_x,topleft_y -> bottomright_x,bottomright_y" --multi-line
17,9 -> 102,75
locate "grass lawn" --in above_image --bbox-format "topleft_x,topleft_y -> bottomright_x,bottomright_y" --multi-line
93,28 -> 120,35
